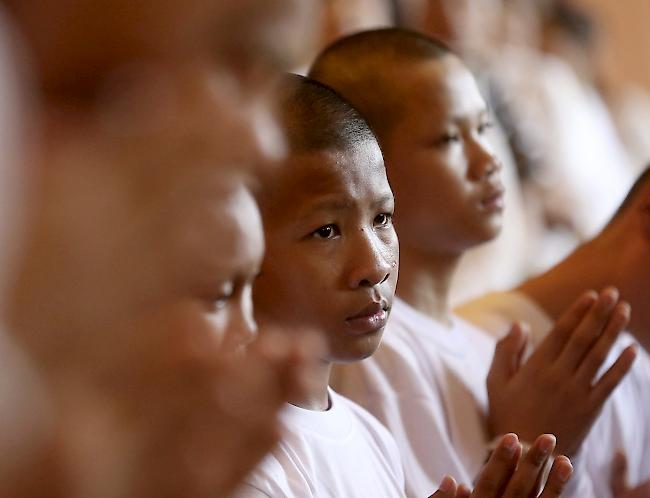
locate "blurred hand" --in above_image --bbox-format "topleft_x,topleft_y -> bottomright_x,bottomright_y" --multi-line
611,452 -> 650,498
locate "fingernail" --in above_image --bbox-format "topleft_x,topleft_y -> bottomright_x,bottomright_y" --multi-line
557,458 -> 573,483
439,475 -> 455,493
503,434 -> 519,456
540,434 -> 556,455
619,302 -> 631,319
602,287 -> 619,308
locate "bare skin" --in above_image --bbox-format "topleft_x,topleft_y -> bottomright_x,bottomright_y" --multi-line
611,452 -> 650,498
430,434 -> 573,498
254,144 -> 399,410
519,178 -> 650,352
488,288 -> 636,457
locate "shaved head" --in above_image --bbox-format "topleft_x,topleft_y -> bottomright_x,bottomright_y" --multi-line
308,28 -> 452,135
278,73 -> 378,155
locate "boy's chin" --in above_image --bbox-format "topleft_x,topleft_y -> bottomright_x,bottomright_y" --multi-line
328,329 -> 385,364
468,218 -> 503,246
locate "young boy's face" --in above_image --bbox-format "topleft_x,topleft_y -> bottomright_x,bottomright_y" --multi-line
177,181 -> 265,353
382,54 -> 504,255
254,140 -> 398,362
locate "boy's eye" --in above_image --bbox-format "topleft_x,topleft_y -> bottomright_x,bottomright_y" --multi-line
478,120 -> 493,134
213,297 -> 229,311
436,132 -> 461,147
212,290 -> 235,311
202,284 -> 235,312
311,224 -> 340,240
374,213 -> 393,228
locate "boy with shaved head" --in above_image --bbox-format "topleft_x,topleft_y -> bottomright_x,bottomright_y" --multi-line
309,28 -> 635,497
459,167 -> 650,496
237,74 -> 572,498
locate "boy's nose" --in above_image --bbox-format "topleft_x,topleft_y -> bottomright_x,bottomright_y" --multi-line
346,235 -> 394,290
468,142 -> 501,181
224,299 -> 258,351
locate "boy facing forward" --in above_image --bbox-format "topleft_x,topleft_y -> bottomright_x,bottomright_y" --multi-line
237,74 -> 572,498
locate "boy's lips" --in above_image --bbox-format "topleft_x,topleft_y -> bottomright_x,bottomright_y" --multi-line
345,301 -> 390,335
479,186 -> 505,212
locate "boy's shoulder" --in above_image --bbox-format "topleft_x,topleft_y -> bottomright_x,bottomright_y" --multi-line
385,297 -> 496,360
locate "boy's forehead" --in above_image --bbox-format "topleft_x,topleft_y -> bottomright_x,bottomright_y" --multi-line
176,182 -> 263,279
399,56 -> 486,120
269,140 -> 388,211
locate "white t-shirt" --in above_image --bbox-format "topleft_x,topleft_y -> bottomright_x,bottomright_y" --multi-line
236,388 -> 406,498
330,298 -> 495,497
457,290 -> 650,497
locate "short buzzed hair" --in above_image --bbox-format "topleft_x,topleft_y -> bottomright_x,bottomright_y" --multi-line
279,73 -> 378,155
308,28 -> 453,136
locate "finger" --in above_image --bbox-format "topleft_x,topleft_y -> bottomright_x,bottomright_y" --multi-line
429,475 -> 458,498
577,301 -> 630,382
610,451 -> 629,495
487,323 -> 529,389
502,434 -> 556,498
534,290 -> 598,361
539,456 -> 573,498
456,484 -> 472,498
472,433 -> 521,498
557,287 -> 620,372
591,345 -> 637,405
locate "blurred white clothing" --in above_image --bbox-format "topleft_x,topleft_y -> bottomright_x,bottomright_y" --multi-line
490,48 -> 634,268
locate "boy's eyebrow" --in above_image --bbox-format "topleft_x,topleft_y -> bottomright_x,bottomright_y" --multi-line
447,107 -> 490,124
299,198 -> 353,218
372,193 -> 395,209
299,192 -> 394,219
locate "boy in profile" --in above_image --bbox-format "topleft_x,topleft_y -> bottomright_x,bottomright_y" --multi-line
237,74 -> 572,498
309,28 -> 634,497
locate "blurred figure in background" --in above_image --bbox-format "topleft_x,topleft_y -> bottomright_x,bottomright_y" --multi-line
294,0 -> 398,72
321,0 -> 397,46
0,1 -> 324,497
553,2 -> 650,176
0,6 -> 57,497
480,0 -> 634,272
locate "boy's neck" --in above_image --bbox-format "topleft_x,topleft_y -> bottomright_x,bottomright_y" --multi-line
287,360 -> 332,411
396,245 -> 462,326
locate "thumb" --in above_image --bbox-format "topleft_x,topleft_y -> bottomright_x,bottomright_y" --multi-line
488,322 -> 529,387
428,475 -> 457,498
611,451 -> 629,496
